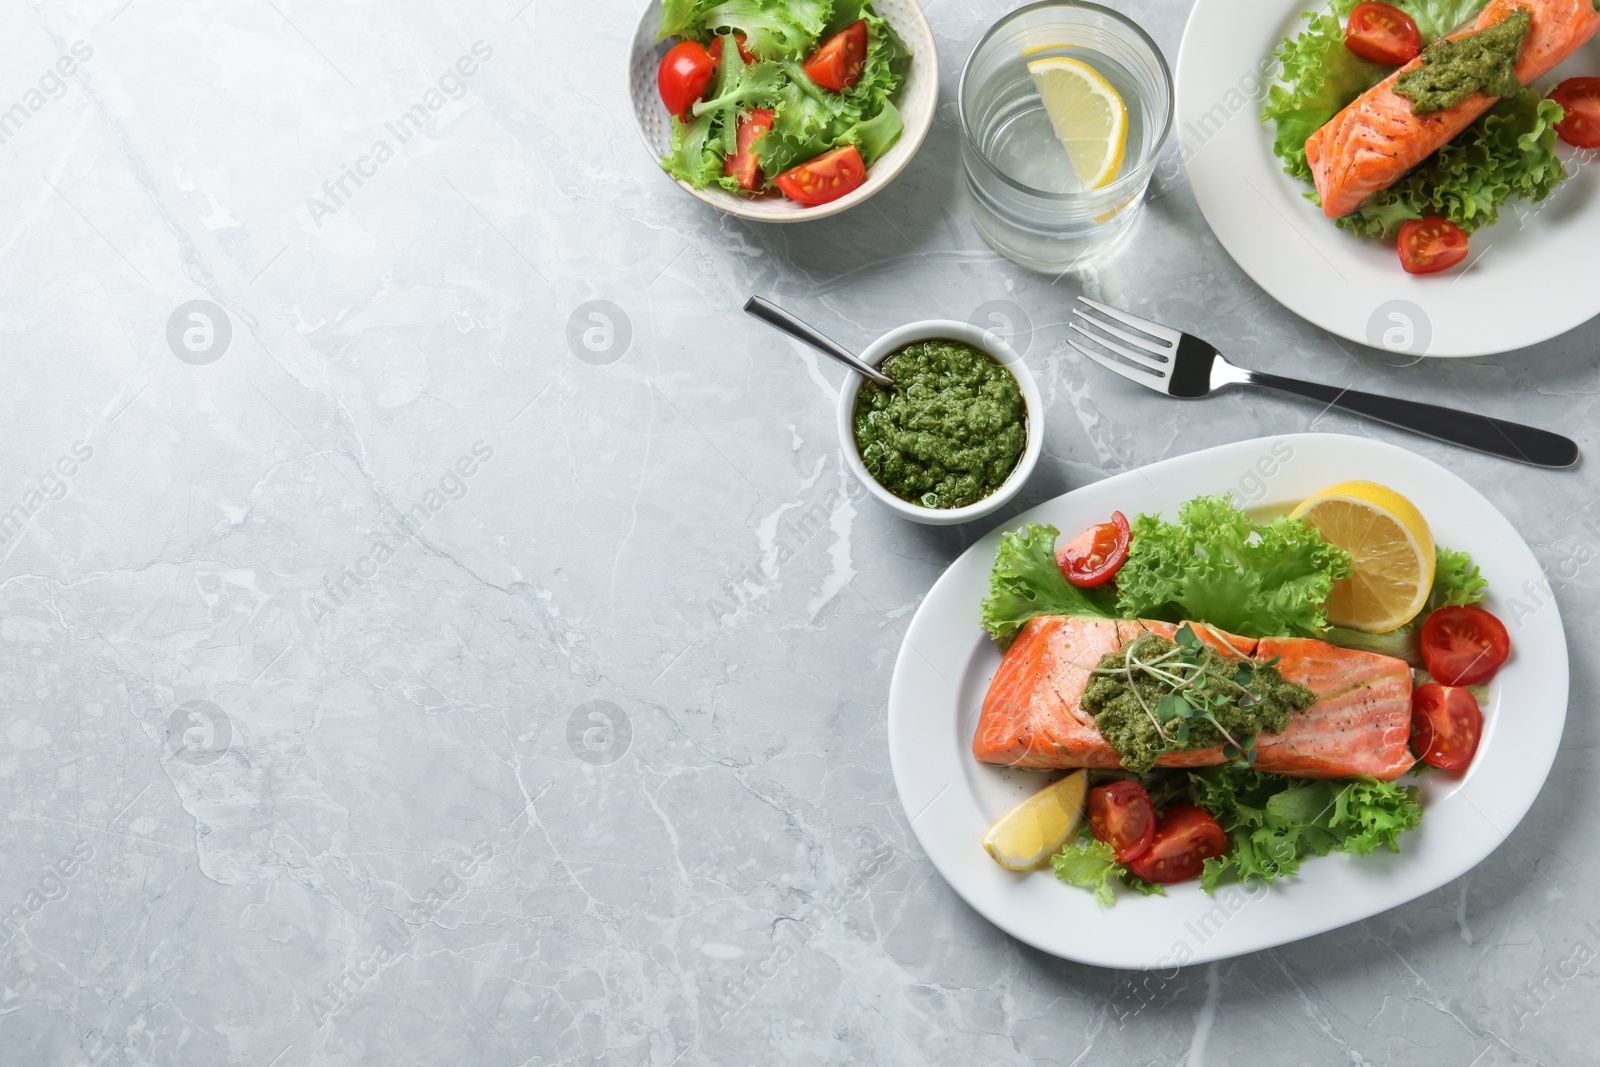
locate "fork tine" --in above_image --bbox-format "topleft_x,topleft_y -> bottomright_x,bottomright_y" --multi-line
1067,340 -> 1169,393
1071,306 -> 1173,361
1069,323 -> 1172,374
1075,296 -> 1182,346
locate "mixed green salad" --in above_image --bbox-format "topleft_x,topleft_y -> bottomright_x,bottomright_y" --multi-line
979,490 -> 1506,902
655,0 -> 909,202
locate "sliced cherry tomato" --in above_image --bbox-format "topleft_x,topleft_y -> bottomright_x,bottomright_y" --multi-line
1056,511 -> 1131,588
1345,2 -> 1421,65
1420,604 -> 1510,685
1550,77 -> 1600,149
774,145 -> 866,205
1086,780 -> 1156,863
725,108 -> 775,191
708,32 -> 755,67
1126,804 -> 1227,885
803,20 -> 869,91
1397,217 -> 1469,275
1410,683 -> 1483,771
658,40 -> 716,122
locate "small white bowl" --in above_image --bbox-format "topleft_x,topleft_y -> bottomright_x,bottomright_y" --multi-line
626,0 -> 938,222
837,321 -> 1044,526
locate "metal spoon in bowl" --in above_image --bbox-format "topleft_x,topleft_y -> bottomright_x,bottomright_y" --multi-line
744,296 -> 894,388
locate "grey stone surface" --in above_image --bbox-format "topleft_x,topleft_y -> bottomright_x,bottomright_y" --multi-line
0,0 -> 1595,1064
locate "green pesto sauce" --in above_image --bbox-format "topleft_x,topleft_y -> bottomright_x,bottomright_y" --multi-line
1080,634 -> 1317,775
1395,8 -> 1529,114
851,339 -> 1025,509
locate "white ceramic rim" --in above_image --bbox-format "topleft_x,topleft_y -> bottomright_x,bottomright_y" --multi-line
886,432 -> 1569,967
836,321 -> 1044,527
1174,0 -> 1600,357
627,0 -> 939,223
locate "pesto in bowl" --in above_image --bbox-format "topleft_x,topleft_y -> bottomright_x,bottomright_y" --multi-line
851,338 -> 1027,510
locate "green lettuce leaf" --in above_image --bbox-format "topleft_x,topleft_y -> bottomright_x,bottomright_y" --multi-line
1190,767 -> 1423,891
1051,838 -> 1121,907
662,112 -> 729,188
980,524 -> 1118,647
840,98 -> 902,165
1261,2 -> 1385,182
1113,496 -> 1352,639
1407,0 -> 1493,42
691,43 -> 784,155
1337,91 -> 1567,237
696,0 -> 833,59
1323,545 -> 1485,664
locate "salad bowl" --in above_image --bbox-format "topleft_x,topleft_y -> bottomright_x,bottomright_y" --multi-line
626,0 -> 939,221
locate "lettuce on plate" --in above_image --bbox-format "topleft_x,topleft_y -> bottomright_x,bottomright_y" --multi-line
1113,496 -> 1352,639
1189,767 -> 1423,892
980,523 -> 1117,648
1262,0 -> 1568,237
980,496 -> 1351,645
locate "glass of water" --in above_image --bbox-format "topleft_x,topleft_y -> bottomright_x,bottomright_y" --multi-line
959,1 -> 1173,273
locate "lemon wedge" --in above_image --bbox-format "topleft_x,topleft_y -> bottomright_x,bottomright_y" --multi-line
1290,481 -> 1436,633
1027,57 -> 1128,189
982,770 -> 1089,871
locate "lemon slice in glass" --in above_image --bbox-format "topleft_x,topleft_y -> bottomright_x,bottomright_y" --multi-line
1290,480 -> 1436,633
982,770 -> 1089,871
1027,57 -> 1128,189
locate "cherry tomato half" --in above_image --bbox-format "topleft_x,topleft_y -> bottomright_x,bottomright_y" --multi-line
1420,604 -> 1510,685
708,32 -> 755,67
1410,683 -> 1483,771
1086,780 -> 1156,863
1345,2 -> 1422,65
1398,217 -> 1469,275
658,40 -> 716,122
774,145 -> 866,205
1056,511 -> 1131,588
803,20 -> 869,91
1126,804 -> 1227,885
1551,77 -> 1600,149
725,108 -> 775,191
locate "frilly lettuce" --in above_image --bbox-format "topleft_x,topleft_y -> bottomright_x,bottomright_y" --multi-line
1190,767 -> 1423,892
980,523 -> 1117,647
1113,496 -> 1352,639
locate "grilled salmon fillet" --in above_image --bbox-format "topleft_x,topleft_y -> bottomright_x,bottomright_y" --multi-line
1306,0 -> 1600,219
973,616 -> 1416,780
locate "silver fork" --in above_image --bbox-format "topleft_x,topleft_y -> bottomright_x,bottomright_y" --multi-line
1068,298 -> 1579,468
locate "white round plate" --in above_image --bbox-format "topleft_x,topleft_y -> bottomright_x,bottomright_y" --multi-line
887,433 -> 1567,968
626,0 -> 938,222
1175,1 -> 1600,357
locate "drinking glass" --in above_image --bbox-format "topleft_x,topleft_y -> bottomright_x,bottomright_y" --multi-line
959,1 -> 1174,273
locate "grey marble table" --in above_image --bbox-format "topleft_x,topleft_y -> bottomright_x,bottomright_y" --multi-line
1,0 -> 1595,1064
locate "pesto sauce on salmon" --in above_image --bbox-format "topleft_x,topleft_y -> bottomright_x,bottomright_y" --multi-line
1081,631 -> 1317,775
1396,7 -> 1530,114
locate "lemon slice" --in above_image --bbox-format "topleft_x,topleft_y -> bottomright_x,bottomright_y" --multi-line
1290,481 -> 1436,633
982,770 -> 1088,871
1027,57 -> 1128,189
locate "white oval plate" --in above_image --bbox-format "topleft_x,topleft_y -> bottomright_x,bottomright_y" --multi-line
887,433 -> 1567,968
1175,1 -> 1600,357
